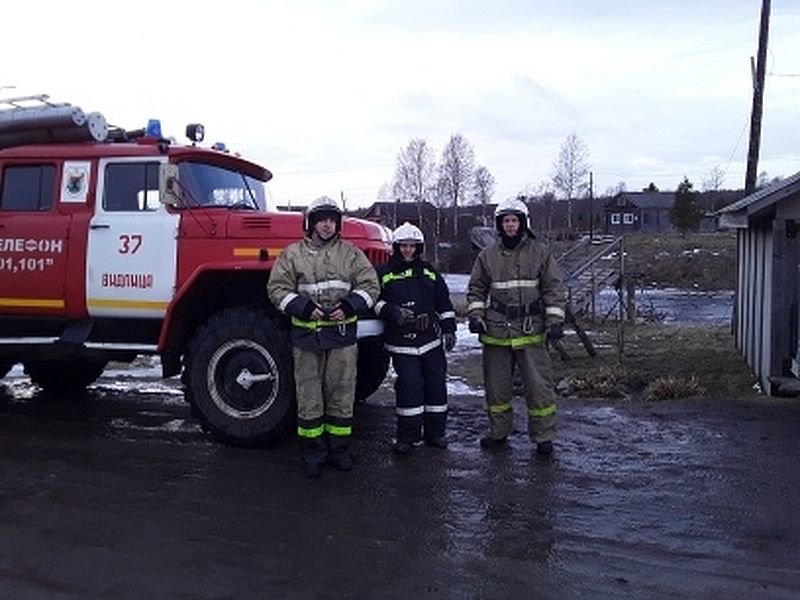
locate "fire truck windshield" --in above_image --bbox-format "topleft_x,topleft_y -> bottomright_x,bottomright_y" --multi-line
177,161 -> 266,211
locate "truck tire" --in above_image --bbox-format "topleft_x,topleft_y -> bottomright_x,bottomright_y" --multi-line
184,307 -> 294,447
355,336 -> 389,401
24,359 -> 107,394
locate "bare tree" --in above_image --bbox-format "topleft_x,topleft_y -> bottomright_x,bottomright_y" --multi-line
552,133 -> 590,230
376,181 -> 394,201
701,164 -> 726,211
439,134 -> 475,239
430,176 -> 450,264
701,165 -> 725,192
392,138 -> 435,204
472,165 -> 495,226
392,138 -> 436,230
529,180 -> 556,237
604,181 -> 627,197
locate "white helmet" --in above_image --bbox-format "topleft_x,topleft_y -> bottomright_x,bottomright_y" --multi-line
392,221 -> 425,258
305,195 -> 342,233
392,222 -> 424,244
494,198 -> 529,232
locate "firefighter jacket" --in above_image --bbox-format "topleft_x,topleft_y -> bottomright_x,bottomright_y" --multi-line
466,234 -> 566,347
267,235 -> 379,351
376,255 -> 456,355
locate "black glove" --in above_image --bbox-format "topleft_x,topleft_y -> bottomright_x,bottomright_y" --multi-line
338,298 -> 356,317
299,299 -> 320,320
442,332 -> 456,352
468,315 -> 487,334
547,322 -> 564,342
396,307 -> 416,326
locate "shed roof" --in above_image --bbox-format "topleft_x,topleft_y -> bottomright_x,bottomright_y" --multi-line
717,170 -> 800,228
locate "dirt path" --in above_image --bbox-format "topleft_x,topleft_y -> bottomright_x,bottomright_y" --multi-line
0,380 -> 798,598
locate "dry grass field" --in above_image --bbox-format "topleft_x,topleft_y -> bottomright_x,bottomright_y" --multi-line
450,232 -> 759,402
449,322 -> 760,403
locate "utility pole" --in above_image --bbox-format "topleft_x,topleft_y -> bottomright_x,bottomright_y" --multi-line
588,171 -> 594,240
745,0 -> 771,195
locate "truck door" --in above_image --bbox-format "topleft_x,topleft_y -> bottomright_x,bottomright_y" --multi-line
86,159 -> 178,318
0,162 -> 69,316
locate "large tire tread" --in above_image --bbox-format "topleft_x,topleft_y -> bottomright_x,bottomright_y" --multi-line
184,307 -> 295,447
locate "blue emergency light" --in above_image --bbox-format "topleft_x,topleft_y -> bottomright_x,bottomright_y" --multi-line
146,119 -> 162,138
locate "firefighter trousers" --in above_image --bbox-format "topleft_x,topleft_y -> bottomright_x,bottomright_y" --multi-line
293,344 -> 358,461
391,346 -> 448,444
482,343 -> 557,443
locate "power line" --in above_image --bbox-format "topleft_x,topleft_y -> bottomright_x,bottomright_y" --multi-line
722,117 -> 750,183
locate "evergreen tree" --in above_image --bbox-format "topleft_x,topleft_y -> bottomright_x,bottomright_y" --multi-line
670,177 -> 702,235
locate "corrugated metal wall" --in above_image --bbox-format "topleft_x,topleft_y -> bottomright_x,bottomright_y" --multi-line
735,224 -> 775,394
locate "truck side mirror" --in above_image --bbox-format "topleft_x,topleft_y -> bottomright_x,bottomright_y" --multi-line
159,163 -> 180,207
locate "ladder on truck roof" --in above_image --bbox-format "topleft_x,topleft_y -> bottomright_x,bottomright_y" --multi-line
0,93 -> 108,150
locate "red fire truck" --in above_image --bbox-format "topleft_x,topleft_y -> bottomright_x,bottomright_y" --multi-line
0,95 -> 391,445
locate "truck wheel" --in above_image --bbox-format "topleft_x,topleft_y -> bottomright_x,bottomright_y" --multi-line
355,336 -> 389,401
24,359 -> 107,394
184,308 -> 294,447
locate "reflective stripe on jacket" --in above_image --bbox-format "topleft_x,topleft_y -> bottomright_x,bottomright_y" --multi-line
267,236 -> 379,351
375,255 -> 455,354
467,234 -> 565,346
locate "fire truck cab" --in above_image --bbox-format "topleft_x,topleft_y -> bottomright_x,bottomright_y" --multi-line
0,95 -> 391,446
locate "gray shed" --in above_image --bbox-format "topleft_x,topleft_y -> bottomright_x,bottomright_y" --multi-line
717,171 -> 800,395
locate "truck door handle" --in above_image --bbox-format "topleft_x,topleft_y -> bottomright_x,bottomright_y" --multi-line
90,223 -> 111,229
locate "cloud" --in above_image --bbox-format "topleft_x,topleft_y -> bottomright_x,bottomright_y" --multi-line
3,0 -> 799,206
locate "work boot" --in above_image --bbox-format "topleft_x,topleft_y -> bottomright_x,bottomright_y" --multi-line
327,449 -> 354,472
536,440 -> 554,456
301,437 -> 327,478
392,441 -> 414,455
425,436 -> 448,449
479,435 -> 508,449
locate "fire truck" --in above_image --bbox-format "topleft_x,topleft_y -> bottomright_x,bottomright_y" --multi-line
0,95 -> 391,445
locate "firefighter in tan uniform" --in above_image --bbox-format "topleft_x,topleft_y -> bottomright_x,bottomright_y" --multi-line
467,198 -> 566,455
267,196 -> 379,477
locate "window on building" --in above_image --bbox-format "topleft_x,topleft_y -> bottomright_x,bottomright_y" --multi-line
0,165 -> 56,211
104,162 -> 160,211
623,213 -> 634,225
611,213 -> 621,225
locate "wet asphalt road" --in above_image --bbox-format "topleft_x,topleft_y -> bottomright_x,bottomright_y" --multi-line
1,375 -> 800,599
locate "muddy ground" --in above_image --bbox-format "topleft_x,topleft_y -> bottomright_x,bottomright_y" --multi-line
1,370 -> 799,599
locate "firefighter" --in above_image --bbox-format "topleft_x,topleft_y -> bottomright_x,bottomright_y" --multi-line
267,196 -> 379,478
466,198 -> 566,455
375,222 -> 456,454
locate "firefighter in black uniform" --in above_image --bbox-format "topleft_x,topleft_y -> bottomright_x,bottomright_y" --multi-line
375,222 -> 456,454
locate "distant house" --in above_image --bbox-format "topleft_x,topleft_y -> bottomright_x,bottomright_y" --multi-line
717,171 -> 800,395
356,201 -> 496,245
604,190 -> 743,235
604,191 -> 675,234
356,201 -> 439,247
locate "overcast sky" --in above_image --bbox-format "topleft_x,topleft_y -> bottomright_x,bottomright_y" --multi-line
3,1 -> 799,208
